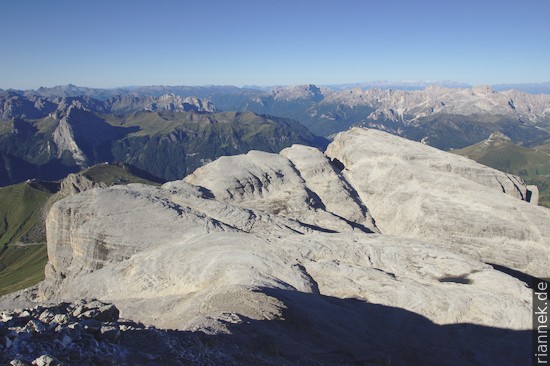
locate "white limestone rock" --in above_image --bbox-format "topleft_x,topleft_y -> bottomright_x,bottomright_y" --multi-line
36,183 -> 531,332
184,149 -> 370,233
326,127 -> 550,277
51,106 -> 87,165
280,144 -> 377,232
3,127 -> 544,364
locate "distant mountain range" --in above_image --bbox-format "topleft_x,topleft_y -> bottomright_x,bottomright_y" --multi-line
5,80 -> 550,96
2,81 -> 550,364
4,83 -> 550,148
326,81 -> 550,94
2,82 -> 550,187
242,84 -> 550,148
0,91 -> 323,187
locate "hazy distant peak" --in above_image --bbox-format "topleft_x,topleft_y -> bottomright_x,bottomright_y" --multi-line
270,84 -> 330,102
147,94 -> 216,113
472,85 -> 496,94
423,84 -> 453,93
327,80 -> 472,91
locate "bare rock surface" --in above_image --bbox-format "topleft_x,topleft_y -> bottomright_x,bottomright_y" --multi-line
58,173 -> 107,196
184,149 -> 374,233
2,128 -> 546,365
326,127 -> 550,277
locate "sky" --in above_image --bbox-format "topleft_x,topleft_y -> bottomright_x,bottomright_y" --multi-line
1,0 -> 549,89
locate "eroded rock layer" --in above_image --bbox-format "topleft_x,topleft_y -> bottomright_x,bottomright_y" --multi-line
2,128 -> 547,365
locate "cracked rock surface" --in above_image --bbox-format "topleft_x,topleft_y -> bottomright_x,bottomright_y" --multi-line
1,128 -> 547,365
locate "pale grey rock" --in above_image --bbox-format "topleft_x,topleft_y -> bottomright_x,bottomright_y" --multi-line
32,354 -> 59,366
10,360 -> 29,366
52,314 -> 69,325
38,310 -> 55,323
41,184 -> 239,299
280,144 -> 377,232
269,84 -> 331,101
51,106 -> 87,165
99,325 -> 120,342
487,130 -> 512,143
185,149 -> 376,233
323,84 -> 550,124
58,172 -> 107,196
326,127 -> 550,277
2,129 -> 544,365
24,319 -> 47,334
144,94 -> 216,113
32,172 -> 532,333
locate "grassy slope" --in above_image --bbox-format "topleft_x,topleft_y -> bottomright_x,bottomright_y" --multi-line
0,182 -> 54,246
0,182 -> 55,295
105,110 -> 322,180
453,139 -> 550,207
0,164 -> 160,295
0,245 -> 48,296
106,110 -> 317,141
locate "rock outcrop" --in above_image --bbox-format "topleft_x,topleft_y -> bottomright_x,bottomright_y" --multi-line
57,170 -> 110,197
0,299 -> 234,365
184,147 -> 377,233
326,128 -> 550,277
2,128 -> 547,365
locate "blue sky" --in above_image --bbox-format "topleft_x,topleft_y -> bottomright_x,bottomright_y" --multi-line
1,0 -> 549,89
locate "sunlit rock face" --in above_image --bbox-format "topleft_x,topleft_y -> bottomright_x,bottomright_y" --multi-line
3,127 -> 545,365
327,128 -> 550,277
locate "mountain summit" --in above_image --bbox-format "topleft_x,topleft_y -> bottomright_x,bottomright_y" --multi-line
2,128 -> 545,365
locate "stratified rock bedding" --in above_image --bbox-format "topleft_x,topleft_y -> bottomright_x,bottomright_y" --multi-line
326,128 -> 550,277
1,128 -> 547,365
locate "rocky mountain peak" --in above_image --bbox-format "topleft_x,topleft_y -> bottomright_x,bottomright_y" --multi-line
0,92 -> 57,120
487,131 -> 512,143
270,84 -> 328,102
472,85 -> 496,94
423,84 -> 451,93
146,94 -> 216,113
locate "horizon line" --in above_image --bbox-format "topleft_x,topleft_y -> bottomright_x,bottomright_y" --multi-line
2,80 -> 550,91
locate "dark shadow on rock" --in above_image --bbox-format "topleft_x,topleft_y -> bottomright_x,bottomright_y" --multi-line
296,221 -> 340,234
329,158 -> 345,173
1,289 -> 531,365
314,135 -> 330,150
487,262 -> 538,289
197,186 -> 216,200
198,288 -> 530,365
111,162 -> 167,185
438,275 -> 473,284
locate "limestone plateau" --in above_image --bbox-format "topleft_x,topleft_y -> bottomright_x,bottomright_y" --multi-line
1,128 -> 547,365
